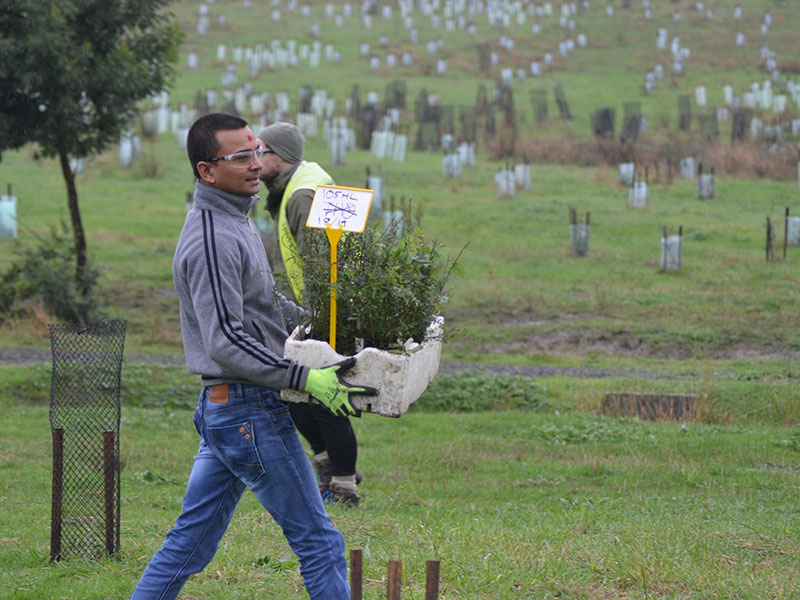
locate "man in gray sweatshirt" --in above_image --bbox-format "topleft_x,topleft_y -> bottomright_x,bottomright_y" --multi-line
130,113 -> 375,600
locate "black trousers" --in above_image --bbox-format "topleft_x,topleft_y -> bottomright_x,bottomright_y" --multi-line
289,402 -> 358,476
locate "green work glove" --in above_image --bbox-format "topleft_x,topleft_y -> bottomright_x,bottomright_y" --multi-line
304,357 -> 378,417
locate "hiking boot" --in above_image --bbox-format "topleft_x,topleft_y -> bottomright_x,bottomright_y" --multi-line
311,455 -> 333,494
323,483 -> 360,508
311,453 -> 363,494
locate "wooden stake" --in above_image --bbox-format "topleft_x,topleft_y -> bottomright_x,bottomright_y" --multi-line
766,217 -> 774,262
784,207 -> 790,260
425,560 -> 440,600
387,560 -> 402,600
350,549 -> 363,600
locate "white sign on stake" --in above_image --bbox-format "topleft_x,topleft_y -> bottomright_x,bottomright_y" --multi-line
307,185 -> 374,232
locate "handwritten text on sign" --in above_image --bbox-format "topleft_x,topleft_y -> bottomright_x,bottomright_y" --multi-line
306,185 -> 374,233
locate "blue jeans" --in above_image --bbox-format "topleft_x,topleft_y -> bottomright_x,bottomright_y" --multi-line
131,385 -> 350,600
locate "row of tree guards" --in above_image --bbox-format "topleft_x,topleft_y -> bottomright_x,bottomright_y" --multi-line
568,208 -> 682,272
572,207 -> 800,268
131,70 -> 800,178
591,100 -> 800,146
178,0 -> 800,158
620,161 -> 716,201
187,0 -> 789,101
190,0 -> 597,91
136,77 -> 574,163
358,156 -> 534,207
117,79 -> 800,204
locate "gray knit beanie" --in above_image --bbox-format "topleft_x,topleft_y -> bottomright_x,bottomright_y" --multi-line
258,122 -> 305,164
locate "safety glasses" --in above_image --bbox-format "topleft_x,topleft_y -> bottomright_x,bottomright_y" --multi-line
207,146 -> 265,168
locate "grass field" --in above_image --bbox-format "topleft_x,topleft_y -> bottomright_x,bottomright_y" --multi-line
1,1 -> 800,598
1,366 -> 799,599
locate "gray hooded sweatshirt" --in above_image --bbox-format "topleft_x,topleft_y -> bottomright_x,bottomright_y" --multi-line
173,181 -> 309,391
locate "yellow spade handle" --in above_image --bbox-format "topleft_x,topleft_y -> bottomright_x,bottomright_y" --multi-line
324,224 -> 344,350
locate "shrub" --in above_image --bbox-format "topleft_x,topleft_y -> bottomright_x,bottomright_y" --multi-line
0,224 -> 102,326
302,216 -> 463,355
412,371 -> 549,412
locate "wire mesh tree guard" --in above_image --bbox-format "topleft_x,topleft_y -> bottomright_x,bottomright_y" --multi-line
49,319 -> 127,561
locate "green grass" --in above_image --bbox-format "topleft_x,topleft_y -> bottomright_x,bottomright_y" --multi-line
1,374 -> 798,599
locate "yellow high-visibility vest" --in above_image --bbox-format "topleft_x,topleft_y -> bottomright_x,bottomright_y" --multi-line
278,161 -> 334,303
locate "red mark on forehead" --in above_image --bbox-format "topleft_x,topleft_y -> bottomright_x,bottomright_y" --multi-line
247,135 -> 252,141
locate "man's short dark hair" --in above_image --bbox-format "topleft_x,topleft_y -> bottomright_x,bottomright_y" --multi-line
187,113 -> 248,180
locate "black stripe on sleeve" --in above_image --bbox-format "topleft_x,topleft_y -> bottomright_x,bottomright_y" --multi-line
201,210 -> 288,371
289,363 -> 304,390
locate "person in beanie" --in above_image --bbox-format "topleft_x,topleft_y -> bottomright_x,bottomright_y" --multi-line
130,113 -> 376,600
258,122 -> 363,507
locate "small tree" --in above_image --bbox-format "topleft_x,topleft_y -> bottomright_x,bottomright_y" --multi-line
302,217 -> 464,355
0,0 -> 182,292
